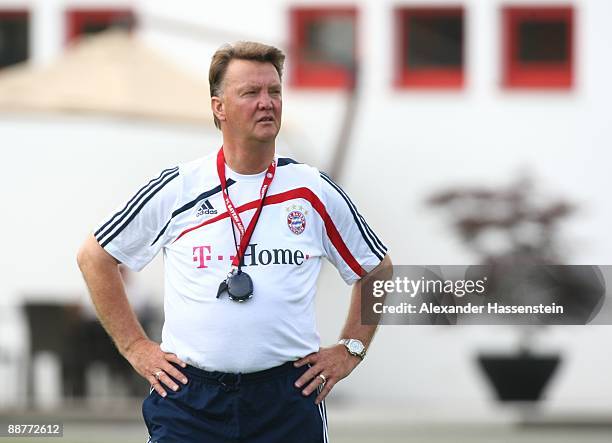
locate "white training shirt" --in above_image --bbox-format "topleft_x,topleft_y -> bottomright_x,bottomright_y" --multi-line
94,152 -> 387,373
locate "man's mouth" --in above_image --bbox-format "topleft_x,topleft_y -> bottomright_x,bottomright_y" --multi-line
257,116 -> 275,123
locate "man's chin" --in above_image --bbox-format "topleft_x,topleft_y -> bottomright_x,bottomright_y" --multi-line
252,128 -> 280,143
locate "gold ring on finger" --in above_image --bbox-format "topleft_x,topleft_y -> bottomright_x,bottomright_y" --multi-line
154,370 -> 164,380
318,374 -> 327,384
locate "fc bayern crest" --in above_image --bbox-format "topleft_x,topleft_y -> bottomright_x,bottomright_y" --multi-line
287,210 -> 306,235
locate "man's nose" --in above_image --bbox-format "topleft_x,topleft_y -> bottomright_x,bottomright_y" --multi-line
258,93 -> 274,109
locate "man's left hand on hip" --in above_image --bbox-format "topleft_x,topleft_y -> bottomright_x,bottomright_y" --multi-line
293,344 -> 362,405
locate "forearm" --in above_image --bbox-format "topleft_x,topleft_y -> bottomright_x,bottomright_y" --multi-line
339,255 -> 393,349
77,234 -> 148,357
339,278 -> 378,348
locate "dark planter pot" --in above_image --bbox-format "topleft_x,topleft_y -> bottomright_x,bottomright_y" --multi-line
478,354 -> 561,402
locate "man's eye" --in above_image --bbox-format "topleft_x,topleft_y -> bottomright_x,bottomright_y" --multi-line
244,91 -> 256,96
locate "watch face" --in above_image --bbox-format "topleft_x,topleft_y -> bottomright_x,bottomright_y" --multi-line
349,340 -> 364,353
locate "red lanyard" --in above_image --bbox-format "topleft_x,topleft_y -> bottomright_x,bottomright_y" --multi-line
217,147 -> 276,269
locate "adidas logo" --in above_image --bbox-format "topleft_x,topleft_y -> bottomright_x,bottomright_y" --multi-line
196,200 -> 218,217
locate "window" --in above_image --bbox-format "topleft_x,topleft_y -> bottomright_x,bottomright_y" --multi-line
395,7 -> 464,89
289,7 -> 357,88
66,9 -> 135,44
0,10 -> 29,69
502,6 -> 574,89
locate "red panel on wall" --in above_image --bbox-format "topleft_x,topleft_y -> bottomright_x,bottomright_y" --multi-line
503,6 -> 574,89
66,9 -> 135,45
395,7 -> 465,89
289,7 -> 358,89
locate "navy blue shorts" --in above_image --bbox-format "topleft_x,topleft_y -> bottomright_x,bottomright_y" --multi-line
142,361 -> 329,443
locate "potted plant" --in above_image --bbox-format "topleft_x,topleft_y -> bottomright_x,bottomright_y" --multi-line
427,175 -> 601,402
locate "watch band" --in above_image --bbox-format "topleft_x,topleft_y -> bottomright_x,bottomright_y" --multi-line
338,338 -> 366,360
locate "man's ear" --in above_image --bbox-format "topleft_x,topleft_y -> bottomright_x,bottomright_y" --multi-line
211,96 -> 226,123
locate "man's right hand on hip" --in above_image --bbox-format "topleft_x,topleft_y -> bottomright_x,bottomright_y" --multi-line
125,338 -> 189,397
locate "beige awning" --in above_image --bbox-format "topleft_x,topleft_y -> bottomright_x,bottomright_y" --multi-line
0,30 -> 214,126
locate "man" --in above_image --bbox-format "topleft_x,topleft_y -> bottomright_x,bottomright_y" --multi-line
77,41 -> 391,443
